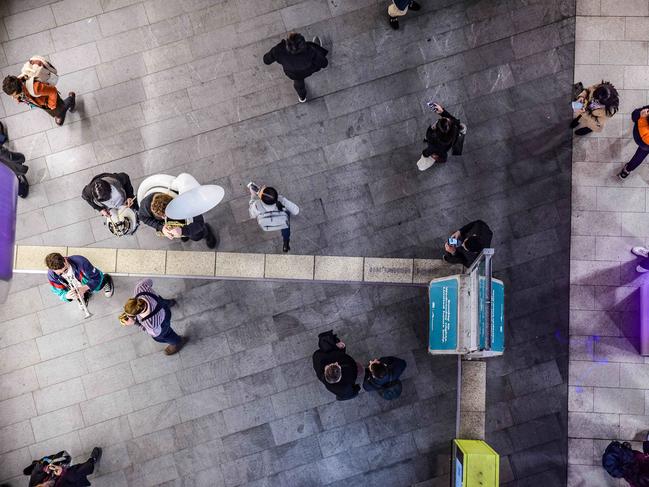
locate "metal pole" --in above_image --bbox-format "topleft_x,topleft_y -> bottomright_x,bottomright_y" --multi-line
455,355 -> 462,438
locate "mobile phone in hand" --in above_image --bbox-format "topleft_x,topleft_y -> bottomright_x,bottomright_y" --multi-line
571,101 -> 583,110
448,237 -> 458,246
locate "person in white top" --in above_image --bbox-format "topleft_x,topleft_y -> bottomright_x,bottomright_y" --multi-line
248,183 -> 299,253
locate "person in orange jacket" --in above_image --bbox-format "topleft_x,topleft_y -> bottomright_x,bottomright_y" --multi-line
618,107 -> 649,179
2,75 -> 75,126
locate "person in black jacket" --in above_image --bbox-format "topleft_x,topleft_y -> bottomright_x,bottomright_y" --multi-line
263,32 -> 329,103
312,330 -> 361,401
444,220 -> 493,267
0,121 -> 28,198
363,356 -> 407,396
24,448 -> 101,487
417,102 -> 461,171
81,172 -> 137,216
139,192 -> 217,248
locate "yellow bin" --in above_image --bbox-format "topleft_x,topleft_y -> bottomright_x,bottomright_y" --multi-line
452,439 -> 499,487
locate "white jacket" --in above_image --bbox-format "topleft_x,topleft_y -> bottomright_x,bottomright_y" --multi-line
249,195 -> 299,232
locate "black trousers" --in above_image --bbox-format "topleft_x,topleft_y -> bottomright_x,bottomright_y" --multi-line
293,78 -> 307,98
44,94 -> 73,120
184,215 -> 208,241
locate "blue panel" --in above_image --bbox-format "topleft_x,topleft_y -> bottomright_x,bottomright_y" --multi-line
478,278 -> 505,352
0,164 -> 17,281
428,277 -> 459,351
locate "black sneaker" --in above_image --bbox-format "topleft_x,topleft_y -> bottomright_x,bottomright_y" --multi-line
167,299 -> 177,308
409,1 -> 421,10
388,15 -> 399,29
181,236 -> 189,242
0,145 -> 25,165
68,92 -> 76,112
283,240 -> 290,253
90,447 -> 102,465
618,167 -> 630,180
102,274 -> 114,298
205,224 -> 217,249
17,175 -> 29,198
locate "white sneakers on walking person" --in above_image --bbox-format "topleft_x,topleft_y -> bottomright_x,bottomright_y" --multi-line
632,246 -> 649,273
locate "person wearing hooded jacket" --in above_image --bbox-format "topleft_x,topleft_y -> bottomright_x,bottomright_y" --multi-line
263,32 -> 329,103
417,103 -> 461,171
248,184 -> 299,253
81,172 -> 137,217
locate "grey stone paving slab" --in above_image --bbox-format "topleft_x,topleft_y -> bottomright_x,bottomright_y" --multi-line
0,0 -> 578,484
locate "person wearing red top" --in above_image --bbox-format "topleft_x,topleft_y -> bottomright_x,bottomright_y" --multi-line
2,75 -> 75,126
619,106 -> 649,179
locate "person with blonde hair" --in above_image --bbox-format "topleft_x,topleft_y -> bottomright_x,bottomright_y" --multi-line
138,191 -> 217,248
120,278 -> 186,355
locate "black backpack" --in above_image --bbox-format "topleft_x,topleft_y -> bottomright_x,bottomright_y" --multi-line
602,441 -> 635,478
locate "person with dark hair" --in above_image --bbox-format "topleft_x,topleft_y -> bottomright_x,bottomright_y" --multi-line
602,436 -> 649,486
363,356 -> 407,399
2,74 -> 75,126
443,220 -> 493,267
23,448 -> 102,487
0,121 -> 29,198
618,106 -> 649,179
417,102 -> 461,171
139,192 -> 217,248
263,32 -> 329,103
387,0 -> 421,30
45,252 -> 113,304
248,183 -> 299,252
312,330 -> 361,401
119,278 -> 186,355
81,172 -> 137,215
571,81 -> 619,136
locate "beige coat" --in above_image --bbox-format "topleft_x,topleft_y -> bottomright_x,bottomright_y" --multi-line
576,84 -> 612,132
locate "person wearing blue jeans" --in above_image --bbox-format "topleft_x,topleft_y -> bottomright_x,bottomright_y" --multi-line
121,279 -> 186,355
619,106 -> 649,180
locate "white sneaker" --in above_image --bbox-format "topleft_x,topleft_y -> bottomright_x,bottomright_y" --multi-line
312,36 -> 322,47
637,265 -> 649,273
632,246 -> 649,258
298,95 -> 307,103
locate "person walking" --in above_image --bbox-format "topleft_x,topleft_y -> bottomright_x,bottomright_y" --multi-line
417,102 -> 461,171
570,81 -> 619,136
139,191 -> 217,248
363,356 -> 407,400
82,172 -> 138,215
263,32 -> 329,103
602,437 -> 649,486
23,447 -> 102,487
618,106 -> 649,180
45,252 -> 114,305
387,0 -> 421,30
119,278 -> 187,355
2,61 -> 75,126
248,182 -> 299,252
0,121 -> 29,198
312,330 -> 362,401
630,246 -> 649,274
443,220 -> 493,267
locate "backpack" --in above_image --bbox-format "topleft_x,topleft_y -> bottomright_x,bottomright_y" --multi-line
602,441 -> 635,478
378,380 -> 402,400
20,56 -> 58,97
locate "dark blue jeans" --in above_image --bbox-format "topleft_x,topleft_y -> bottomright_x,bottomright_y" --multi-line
627,107 -> 649,172
152,301 -> 181,346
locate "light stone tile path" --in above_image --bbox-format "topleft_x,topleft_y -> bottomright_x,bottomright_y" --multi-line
569,1 -> 649,486
0,0 -> 577,485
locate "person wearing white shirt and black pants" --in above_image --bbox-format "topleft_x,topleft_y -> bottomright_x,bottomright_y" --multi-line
248,183 -> 299,253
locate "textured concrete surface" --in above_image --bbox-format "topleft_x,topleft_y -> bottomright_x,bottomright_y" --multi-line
0,0 -> 575,485
569,1 -> 649,486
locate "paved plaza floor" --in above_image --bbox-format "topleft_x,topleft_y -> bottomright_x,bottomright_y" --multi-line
0,0 -> 575,485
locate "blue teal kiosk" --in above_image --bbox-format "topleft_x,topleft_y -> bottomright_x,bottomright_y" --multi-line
428,249 -> 504,358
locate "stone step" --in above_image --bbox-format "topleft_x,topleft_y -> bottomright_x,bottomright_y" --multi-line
12,245 -> 464,286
